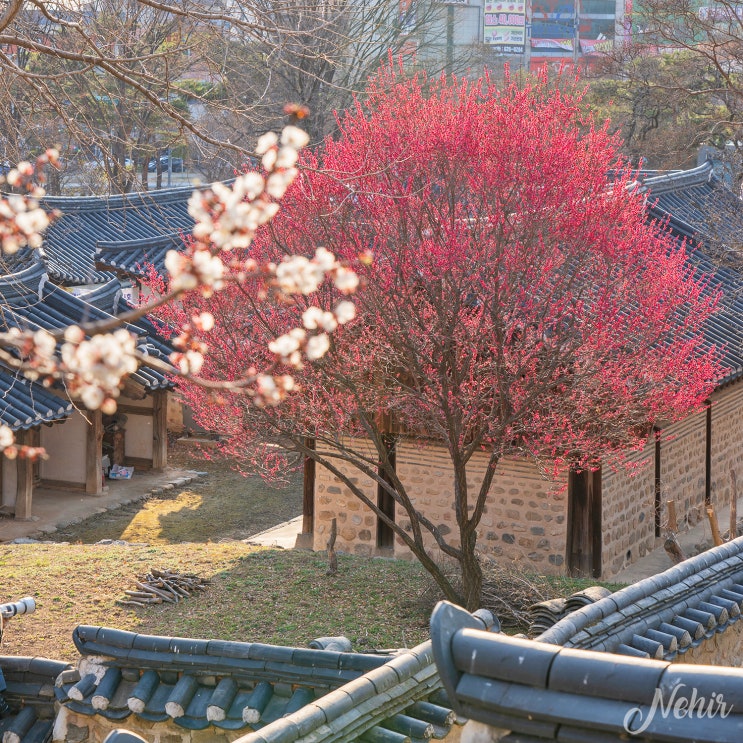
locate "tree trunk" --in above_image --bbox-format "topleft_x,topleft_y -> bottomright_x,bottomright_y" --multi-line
459,530 -> 483,611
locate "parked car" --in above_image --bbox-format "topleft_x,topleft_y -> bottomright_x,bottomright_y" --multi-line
147,156 -> 184,173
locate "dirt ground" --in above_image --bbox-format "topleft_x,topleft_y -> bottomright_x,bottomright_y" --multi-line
49,443 -> 303,544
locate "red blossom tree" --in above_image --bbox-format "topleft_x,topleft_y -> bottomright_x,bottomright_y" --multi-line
166,65 -> 722,610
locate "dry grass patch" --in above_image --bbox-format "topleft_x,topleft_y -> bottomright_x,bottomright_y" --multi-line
0,543 -> 430,663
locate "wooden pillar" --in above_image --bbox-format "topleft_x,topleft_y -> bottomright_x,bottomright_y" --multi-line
85,409 -> 103,495
566,467 -> 602,578
302,437 -> 316,534
14,428 -> 35,519
705,401 -> 712,506
152,390 -> 168,470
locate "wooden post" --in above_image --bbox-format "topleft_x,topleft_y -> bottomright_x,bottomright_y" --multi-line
326,517 -> 337,575
730,467 -> 738,540
14,428 -> 35,519
566,468 -> 602,578
707,506 -> 723,546
152,390 -> 168,470
664,536 -> 686,564
302,437 -> 316,535
85,409 -> 103,495
666,500 -> 678,532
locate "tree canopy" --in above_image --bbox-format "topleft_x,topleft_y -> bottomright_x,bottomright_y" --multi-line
166,66 -> 722,609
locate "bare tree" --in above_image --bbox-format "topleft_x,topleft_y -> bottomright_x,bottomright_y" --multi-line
0,0 -> 454,192
587,0 -> 743,174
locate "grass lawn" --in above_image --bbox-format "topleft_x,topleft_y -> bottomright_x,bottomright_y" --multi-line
0,543 -> 431,662
0,445 -> 625,662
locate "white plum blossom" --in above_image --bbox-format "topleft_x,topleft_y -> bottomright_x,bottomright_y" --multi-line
275,147 -> 299,170
306,333 -> 330,360
301,306 -> 325,330
261,149 -> 278,172
0,132 -> 364,460
302,306 -> 337,332
269,332 -> 303,357
172,350 -> 205,375
193,312 -> 215,332
255,132 -> 278,155
314,247 -> 337,272
61,329 -> 139,410
335,301 -> 356,324
276,255 -> 326,295
0,425 -> 14,450
266,170 -> 298,200
165,250 -> 199,291
334,266 -> 360,294
281,126 -> 310,149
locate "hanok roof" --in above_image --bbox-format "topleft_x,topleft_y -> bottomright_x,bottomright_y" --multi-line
538,534 -> 743,661
0,656 -> 72,743
431,599 -> 743,743
57,626 -> 460,742
0,367 -> 73,431
74,279 -> 174,364
639,162 -> 743,383
0,258 -> 171,393
38,185 -> 195,285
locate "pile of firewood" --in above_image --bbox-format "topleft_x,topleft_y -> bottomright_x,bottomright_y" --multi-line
116,568 -> 209,608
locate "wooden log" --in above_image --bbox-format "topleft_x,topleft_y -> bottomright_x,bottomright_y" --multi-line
124,590 -> 158,599
731,467 -> 738,540
664,536 -> 686,565
666,500 -> 678,532
116,600 -> 149,608
135,581 -> 175,603
707,507 -> 724,546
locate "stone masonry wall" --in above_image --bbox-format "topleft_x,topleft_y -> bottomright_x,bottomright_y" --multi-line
313,439 -> 568,573
601,381 -> 743,579
601,445 -> 656,579
313,381 -> 743,578
57,707 -> 246,743
312,438 -> 379,556
675,622 -> 743,667
709,383 -> 743,517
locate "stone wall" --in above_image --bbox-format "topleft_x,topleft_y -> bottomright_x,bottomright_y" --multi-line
313,380 -> 743,578
601,445 -> 656,578
675,621 -> 743,667
312,438 -> 378,556
56,708 -> 245,743
313,439 -> 568,572
601,381 -> 743,579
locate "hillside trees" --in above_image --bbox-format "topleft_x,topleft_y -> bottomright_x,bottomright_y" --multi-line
588,0 -> 743,173
167,67 -> 722,610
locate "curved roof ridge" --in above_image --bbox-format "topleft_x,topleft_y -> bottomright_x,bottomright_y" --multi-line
96,233 -> 183,252
40,184 -> 197,212
38,178 -> 236,213
637,160 -> 715,195
75,278 -> 122,314
537,535 -> 743,647
0,254 -> 47,306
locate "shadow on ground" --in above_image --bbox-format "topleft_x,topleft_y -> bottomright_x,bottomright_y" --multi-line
49,447 -> 302,544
